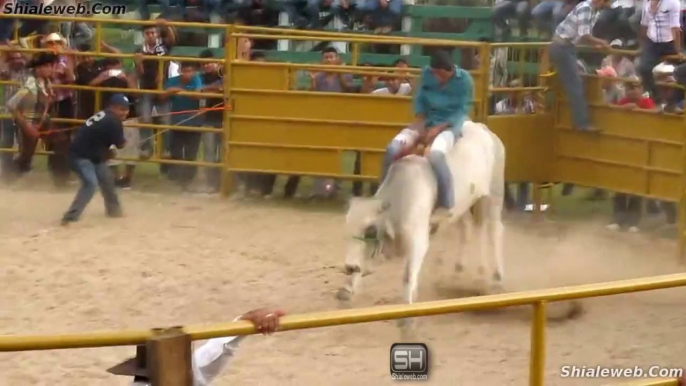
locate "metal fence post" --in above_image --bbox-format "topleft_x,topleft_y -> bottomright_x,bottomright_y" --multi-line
529,301 -> 547,386
220,25 -> 236,197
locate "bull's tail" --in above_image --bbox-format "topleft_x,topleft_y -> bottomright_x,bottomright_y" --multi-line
487,129 -> 506,203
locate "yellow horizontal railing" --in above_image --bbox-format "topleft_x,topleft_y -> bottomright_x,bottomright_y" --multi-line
1,272 -> 685,344
1,274 -> 685,385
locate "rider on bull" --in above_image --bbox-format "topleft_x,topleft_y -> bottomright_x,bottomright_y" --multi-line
380,50 -> 474,223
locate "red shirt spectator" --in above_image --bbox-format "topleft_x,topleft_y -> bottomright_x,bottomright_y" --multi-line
617,96 -> 656,109
615,80 -> 657,110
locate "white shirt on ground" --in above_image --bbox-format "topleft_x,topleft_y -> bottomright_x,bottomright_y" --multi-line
372,83 -> 412,95
130,317 -> 246,386
641,0 -> 681,43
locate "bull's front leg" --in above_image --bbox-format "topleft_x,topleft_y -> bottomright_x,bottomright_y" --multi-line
398,229 -> 429,329
337,243 -> 368,301
488,200 -> 505,283
336,266 -> 363,301
454,212 -> 474,273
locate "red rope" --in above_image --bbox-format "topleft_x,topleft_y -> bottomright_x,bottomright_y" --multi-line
35,105 -> 229,137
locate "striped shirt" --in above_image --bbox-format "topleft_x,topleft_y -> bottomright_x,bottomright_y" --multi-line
1,67 -> 29,114
7,75 -> 52,124
641,0 -> 681,42
554,0 -> 600,44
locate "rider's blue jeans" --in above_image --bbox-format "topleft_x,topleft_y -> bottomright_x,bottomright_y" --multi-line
381,129 -> 455,209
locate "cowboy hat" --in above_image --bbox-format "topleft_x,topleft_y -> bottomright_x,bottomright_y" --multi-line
44,32 -> 65,44
107,345 -> 148,378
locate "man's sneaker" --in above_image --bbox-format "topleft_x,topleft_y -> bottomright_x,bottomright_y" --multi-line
606,223 -> 620,231
628,226 -> 640,233
61,218 -> 76,227
580,126 -> 602,133
107,209 -> 124,218
115,177 -> 131,190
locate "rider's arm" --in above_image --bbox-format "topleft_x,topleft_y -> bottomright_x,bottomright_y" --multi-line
446,70 -> 474,136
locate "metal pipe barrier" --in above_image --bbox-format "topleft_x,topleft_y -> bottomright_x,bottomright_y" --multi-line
1,273 -> 685,386
0,17 -> 492,196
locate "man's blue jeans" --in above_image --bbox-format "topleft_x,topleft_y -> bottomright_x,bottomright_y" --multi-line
0,119 -> 15,177
531,0 -> 566,34
62,157 -> 121,222
138,94 -> 171,156
492,0 -> 531,36
381,128 -> 456,209
549,40 -> 590,130
357,0 -> 402,27
202,120 -> 222,191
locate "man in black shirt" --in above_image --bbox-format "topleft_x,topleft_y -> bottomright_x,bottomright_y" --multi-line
61,94 -> 129,226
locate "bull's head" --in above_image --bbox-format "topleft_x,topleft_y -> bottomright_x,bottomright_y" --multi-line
343,197 -> 391,274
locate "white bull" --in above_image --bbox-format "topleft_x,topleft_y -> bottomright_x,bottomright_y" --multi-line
338,121 -> 506,309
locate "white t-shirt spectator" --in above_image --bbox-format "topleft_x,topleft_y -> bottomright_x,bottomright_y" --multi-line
372,83 -> 412,95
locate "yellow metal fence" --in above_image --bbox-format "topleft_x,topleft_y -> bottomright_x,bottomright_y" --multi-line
1,273 -> 685,386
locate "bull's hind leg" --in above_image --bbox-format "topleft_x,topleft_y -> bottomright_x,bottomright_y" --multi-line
486,196 -> 505,283
454,212 -> 473,273
473,197 -> 492,278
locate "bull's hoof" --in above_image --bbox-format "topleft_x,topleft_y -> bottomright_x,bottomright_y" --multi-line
493,271 -> 502,282
546,300 -> 584,322
336,287 -> 353,301
486,280 -> 506,295
397,317 -> 414,329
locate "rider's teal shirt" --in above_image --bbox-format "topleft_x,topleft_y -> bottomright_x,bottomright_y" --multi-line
413,65 -> 474,136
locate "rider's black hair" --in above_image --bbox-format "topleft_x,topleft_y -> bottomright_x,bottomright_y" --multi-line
429,50 -> 454,71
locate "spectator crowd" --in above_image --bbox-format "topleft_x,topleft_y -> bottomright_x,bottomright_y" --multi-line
0,0 -> 682,234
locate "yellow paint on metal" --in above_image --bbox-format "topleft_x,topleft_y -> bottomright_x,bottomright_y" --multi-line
529,302 -> 546,386
486,114 -> 555,182
2,273 -> 686,353
230,63 -> 289,90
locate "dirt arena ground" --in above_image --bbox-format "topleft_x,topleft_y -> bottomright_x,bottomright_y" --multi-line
2,175 -> 686,386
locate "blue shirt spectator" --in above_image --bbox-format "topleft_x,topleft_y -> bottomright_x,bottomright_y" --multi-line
164,71 -> 203,127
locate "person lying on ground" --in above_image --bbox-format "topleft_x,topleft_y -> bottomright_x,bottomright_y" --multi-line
106,308 -> 287,386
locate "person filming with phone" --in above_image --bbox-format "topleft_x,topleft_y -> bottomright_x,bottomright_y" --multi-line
87,58 -> 137,107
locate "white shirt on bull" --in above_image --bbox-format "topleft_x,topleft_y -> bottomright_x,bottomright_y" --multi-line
641,0 -> 681,43
131,318 -> 246,386
372,83 -> 412,95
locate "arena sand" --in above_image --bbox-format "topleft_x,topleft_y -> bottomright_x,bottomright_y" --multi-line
1,175 -> 686,386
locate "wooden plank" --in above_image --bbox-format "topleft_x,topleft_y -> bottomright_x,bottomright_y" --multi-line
147,329 -> 192,386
